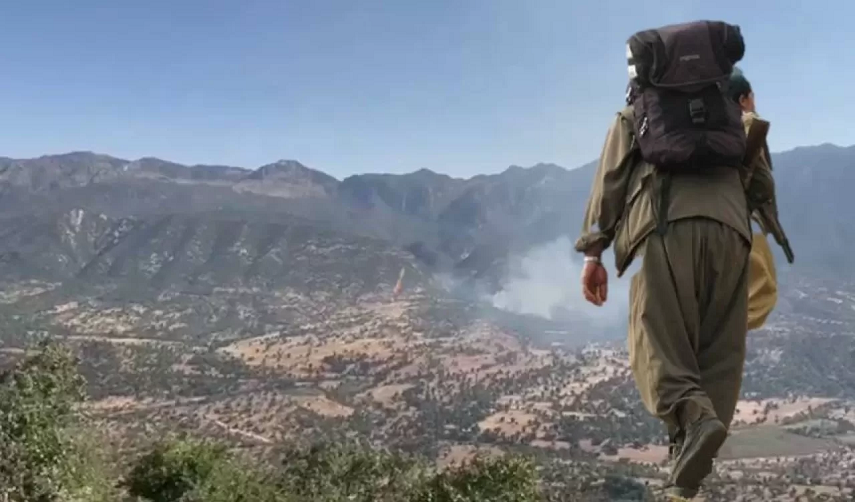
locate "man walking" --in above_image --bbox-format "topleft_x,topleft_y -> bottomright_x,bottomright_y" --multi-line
575,21 -> 753,499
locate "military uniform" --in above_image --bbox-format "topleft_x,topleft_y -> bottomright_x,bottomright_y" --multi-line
575,104 -> 752,437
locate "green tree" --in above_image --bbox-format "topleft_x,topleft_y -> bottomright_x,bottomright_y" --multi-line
124,437 -> 230,501
58,426 -> 122,502
414,454 -> 542,502
0,340 -> 86,502
124,436 -> 287,502
277,440 -> 426,501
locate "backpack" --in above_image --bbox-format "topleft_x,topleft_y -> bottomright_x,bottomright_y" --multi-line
625,21 -> 747,170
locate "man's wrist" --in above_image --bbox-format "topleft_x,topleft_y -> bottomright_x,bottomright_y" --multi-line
583,241 -> 604,261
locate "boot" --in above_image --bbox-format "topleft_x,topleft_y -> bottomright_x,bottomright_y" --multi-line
663,485 -> 698,501
666,416 -> 727,498
667,428 -> 685,464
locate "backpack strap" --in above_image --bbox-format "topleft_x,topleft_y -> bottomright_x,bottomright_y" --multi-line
619,104 -> 671,236
618,105 -> 641,154
656,173 -> 672,236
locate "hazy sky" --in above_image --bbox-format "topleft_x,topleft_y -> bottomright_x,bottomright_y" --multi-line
2,0 -> 852,178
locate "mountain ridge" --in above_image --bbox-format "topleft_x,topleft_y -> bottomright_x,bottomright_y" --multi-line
1,140 -> 854,292
3,139 -> 851,181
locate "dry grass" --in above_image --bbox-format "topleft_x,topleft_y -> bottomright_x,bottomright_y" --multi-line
291,395 -> 354,418
530,439 -> 572,450
717,426 -> 835,460
599,444 -> 668,464
732,397 -> 837,426
478,410 -> 540,436
359,383 -> 414,408
220,333 -> 407,377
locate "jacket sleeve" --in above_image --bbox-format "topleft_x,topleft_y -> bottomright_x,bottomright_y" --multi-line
574,110 -> 635,254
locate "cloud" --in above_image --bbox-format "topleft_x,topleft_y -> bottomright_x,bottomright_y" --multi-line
489,236 -> 636,330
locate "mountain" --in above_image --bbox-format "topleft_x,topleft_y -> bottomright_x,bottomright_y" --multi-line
1,144 -> 853,287
0,152 -> 590,287
236,159 -> 340,199
339,145 -> 855,283
769,144 -> 855,275
0,143 -> 850,355
0,152 -> 128,191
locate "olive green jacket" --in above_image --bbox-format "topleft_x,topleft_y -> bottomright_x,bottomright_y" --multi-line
575,105 -> 752,277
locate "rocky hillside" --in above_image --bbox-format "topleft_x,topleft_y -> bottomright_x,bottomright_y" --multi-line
0,144 -> 852,348
0,154 -> 591,286
1,146 -> 855,500
3,144 -> 852,281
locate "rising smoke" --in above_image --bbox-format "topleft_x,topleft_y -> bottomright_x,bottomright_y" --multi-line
490,236 -> 636,329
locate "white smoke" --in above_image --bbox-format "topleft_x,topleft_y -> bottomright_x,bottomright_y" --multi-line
490,236 -> 636,328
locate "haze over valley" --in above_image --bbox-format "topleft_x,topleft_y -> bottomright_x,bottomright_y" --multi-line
2,143 -> 855,500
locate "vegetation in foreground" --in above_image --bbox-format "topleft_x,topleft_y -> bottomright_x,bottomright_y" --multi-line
1,340 -> 656,502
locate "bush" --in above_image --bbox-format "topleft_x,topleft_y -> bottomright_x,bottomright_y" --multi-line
0,340 -> 86,502
126,438 -> 544,502
0,341 -> 546,502
123,436 -> 286,502
277,440 -> 427,501
59,426 -> 123,502
414,454 -> 541,502
123,437 -> 227,501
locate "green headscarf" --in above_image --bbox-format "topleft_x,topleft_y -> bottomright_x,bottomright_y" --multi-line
728,66 -> 752,104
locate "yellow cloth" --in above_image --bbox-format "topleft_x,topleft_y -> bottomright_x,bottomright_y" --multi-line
747,232 -> 777,330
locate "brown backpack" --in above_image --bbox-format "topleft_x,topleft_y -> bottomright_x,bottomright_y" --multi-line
626,21 -> 747,170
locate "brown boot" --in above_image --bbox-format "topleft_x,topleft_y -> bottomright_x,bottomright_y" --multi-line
666,416 -> 727,498
667,428 -> 685,464
663,485 -> 697,501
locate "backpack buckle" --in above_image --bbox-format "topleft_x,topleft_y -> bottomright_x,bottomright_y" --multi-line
688,99 -> 706,124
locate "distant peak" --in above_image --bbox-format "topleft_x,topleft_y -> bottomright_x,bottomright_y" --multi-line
39,151 -> 116,161
804,142 -> 850,151
273,159 -> 308,169
775,142 -> 855,157
503,162 -> 566,173
251,160 -> 317,176
409,167 -> 453,180
532,162 -> 565,171
254,160 -> 313,176
247,159 -> 339,184
501,163 -> 567,178
52,150 -> 97,157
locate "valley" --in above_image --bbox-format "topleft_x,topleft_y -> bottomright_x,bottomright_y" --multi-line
0,147 -> 854,500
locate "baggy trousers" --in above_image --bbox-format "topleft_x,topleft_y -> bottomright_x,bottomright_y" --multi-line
629,218 -> 750,434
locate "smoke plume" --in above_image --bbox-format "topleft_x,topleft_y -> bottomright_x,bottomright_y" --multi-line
490,236 -> 636,329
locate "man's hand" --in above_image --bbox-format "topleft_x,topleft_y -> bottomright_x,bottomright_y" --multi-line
582,259 -> 608,306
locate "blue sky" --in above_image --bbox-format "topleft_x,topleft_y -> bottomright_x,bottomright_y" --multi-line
1,1 -> 852,178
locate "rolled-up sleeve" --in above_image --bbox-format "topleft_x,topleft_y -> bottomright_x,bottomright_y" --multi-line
574,110 -> 635,254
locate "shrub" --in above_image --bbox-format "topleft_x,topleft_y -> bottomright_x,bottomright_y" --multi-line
127,438 -> 544,502
0,341 -> 86,502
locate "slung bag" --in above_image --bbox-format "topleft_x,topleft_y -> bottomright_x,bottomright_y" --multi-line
748,229 -> 777,330
626,21 -> 747,170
